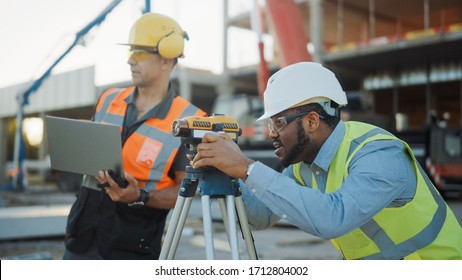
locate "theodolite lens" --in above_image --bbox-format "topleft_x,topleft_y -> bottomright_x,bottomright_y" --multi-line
172,119 -> 189,137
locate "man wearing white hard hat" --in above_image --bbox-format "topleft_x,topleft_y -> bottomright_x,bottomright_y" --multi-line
191,62 -> 462,260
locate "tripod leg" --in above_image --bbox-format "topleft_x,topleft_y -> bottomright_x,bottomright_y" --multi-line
226,195 -> 240,259
201,195 -> 215,259
219,198 -> 241,259
218,198 -> 231,240
167,197 -> 194,259
159,195 -> 187,260
235,196 -> 258,260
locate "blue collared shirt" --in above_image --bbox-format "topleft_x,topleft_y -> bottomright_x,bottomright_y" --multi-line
242,120 -> 416,239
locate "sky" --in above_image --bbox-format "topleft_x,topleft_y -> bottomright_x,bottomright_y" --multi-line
0,0 -> 269,88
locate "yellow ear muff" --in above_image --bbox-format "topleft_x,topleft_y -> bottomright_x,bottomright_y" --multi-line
157,32 -> 185,59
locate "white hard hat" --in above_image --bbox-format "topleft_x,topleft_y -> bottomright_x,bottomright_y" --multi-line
257,62 -> 348,121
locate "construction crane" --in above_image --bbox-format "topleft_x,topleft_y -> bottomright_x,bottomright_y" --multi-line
11,0 -> 151,190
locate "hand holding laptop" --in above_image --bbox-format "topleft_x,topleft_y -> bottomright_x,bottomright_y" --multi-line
95,170 -> 141,203
96,165 -> 128,189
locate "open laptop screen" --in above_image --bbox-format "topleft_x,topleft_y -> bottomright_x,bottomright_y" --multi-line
45,116 -> 123,177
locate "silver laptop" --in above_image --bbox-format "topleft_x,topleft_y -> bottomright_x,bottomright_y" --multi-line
45,116 -> 123,177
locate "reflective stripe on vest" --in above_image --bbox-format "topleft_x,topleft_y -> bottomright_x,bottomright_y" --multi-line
94,87 -> 206,190
293,121 -> 462,259
292,163 -> 318,190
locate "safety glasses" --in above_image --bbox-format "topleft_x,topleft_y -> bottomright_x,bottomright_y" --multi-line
268,111 -> 324,133
128,48 -> 158,62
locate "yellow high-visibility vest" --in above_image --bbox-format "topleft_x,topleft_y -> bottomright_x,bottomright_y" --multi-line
293,121 -> 462,259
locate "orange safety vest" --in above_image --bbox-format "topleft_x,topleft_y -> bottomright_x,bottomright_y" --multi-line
93,87 -> 206,190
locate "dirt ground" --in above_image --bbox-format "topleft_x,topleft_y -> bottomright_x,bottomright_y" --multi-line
1,184 -> 461,260
0,186 -> 342,260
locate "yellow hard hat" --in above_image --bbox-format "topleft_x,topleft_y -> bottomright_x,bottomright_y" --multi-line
123,13 -> 188,59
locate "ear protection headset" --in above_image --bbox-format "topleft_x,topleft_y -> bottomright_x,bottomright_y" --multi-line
122,13 -> 189,59
157,30 -> 189,59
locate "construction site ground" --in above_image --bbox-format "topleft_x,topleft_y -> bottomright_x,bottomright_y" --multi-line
0,183 -> 461,260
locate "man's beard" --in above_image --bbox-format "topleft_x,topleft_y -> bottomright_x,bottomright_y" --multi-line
280,119 -> 310,168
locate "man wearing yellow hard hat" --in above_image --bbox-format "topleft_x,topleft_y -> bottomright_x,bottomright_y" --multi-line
63,13 -> 206,260
191,62 -> 462,260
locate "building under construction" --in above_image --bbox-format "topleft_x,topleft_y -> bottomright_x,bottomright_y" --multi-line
226,0 -> 462,130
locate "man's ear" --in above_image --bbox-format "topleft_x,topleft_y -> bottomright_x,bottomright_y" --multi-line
305,111 -> 321,131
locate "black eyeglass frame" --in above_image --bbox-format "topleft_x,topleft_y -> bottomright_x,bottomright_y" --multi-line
268,111 -> 325,133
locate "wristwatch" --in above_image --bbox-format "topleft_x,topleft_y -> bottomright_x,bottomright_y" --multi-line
128,189 -> 150,208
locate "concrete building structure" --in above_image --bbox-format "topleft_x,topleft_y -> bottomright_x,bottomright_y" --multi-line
226,0 -> 462,130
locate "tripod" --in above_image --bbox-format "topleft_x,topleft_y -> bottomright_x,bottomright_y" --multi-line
159,165 -> 258,260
